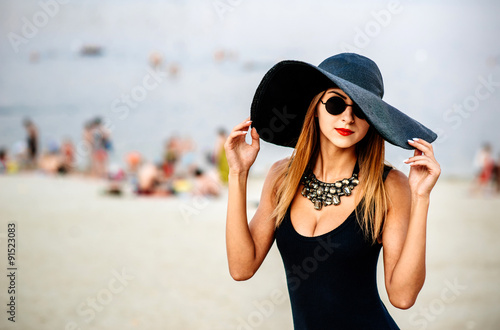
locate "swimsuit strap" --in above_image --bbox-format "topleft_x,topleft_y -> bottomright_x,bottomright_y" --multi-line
353,160 -> 360,176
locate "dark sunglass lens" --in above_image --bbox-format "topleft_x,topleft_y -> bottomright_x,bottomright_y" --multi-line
325,97 -> 346,115
324,96 -> 366,120
353,105 -> 366,120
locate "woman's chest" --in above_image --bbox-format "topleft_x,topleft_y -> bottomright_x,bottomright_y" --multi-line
289,185 -> 362,237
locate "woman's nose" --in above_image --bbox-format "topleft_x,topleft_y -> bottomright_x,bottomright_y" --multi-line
341,106 -> 355,123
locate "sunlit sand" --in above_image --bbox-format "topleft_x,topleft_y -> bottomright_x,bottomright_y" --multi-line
0,174 -> 499,329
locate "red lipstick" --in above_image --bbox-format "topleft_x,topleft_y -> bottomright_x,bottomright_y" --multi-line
335,128 -> 354,136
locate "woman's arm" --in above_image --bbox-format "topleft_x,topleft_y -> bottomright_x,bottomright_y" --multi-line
224,118 -> 282,281
382,138 -> 441,309
226,160 -> 284,280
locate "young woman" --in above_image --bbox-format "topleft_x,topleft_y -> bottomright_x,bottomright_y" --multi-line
225,53 -> 441,329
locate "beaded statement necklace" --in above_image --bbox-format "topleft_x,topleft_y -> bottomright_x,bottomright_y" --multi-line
300,162 -> 360,210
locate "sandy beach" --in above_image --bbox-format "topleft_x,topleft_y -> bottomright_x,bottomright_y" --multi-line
0,173 -> 499,330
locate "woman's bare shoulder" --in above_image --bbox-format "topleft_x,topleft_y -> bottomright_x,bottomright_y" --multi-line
269,157 -> 290,173
384,168 -> 411,207
261,157 -> 290,194
267,157 -> 290,181
385,168 -> 408,186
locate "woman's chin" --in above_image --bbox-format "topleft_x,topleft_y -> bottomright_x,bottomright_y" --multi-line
325,137 -> 357,150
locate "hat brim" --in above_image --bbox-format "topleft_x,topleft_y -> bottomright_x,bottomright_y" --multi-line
250,60 -> 437,150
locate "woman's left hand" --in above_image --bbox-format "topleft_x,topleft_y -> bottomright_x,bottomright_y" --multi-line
404,138 -> 441,197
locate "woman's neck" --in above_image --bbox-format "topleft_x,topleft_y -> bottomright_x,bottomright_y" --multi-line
312,144 -> 357,182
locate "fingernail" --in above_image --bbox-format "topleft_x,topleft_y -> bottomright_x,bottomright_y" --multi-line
412,138 -> 419,141
407,139 -> 414,144
403,158 -> 410,163
246,120 -> 252,123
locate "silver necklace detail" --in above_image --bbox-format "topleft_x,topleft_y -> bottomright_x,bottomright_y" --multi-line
300,165 -> 360,210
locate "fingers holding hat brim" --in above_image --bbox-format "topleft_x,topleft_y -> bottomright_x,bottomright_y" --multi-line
314,69 -> 438,150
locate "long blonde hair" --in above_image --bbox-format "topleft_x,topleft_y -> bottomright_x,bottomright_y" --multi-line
271,90 -> 389,244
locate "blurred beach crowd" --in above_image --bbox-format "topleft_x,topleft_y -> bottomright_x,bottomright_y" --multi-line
2,112 -> 500,198
0,110 -> 230,199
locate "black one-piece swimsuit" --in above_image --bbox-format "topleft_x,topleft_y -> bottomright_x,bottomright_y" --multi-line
275,166 -> 400,330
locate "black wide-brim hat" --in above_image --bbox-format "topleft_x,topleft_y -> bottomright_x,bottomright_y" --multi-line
250,53 -> 437,150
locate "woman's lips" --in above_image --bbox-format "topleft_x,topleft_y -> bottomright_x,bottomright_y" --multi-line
335,128 -> 354,136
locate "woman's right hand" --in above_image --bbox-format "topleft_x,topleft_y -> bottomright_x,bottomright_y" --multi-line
224,118 -> 260,175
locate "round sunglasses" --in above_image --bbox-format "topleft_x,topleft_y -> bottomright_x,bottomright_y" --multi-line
320,96 -> 366,120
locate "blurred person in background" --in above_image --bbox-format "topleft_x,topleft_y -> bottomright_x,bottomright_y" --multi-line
104,163 -> 126,196
178,137 -> 198,176
23,118 -> 38,170
136,161 -> 171,196
0,148 -> 7,173
471,142 -> 495,196
60,137 -> 75,173
38,140 -> 64,175
214,128 -> 229,184
492,152 -> 500,194
162,136 -> 181,179
192,167 -> 222,197
38,138 -> 77,175
90,117 -> 111,178
10,140 -> 26,174
148,50 -> 163,70
82,121 -> 94,175
125,151 -> 142,187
